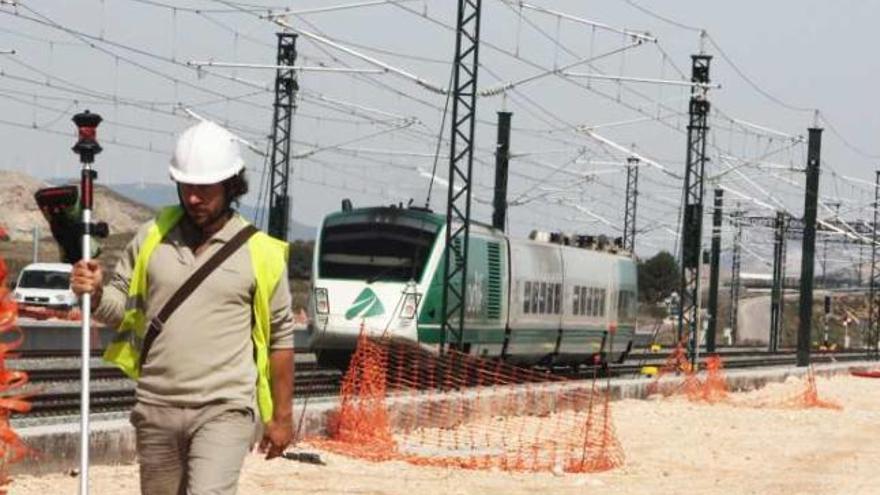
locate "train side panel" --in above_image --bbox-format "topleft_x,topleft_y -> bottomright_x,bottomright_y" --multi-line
557,247 -> 615,364
611,258 -> 638,362
506,238 -> 564,363
416,226 -> 509,356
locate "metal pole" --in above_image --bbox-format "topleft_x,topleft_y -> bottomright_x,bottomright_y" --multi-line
706,188 -> 723,352
72,110 -> 104,495
797,127 -> 823,367
623,156 -> 640,253
267,33 -> 298,241
677,54 -> 711,366
441,0 -> 483,351
492,111 -> 511,232
729,211 -> 742,344
32,225 -> 39,263
870,170 -> 880,358
769,210 -> 785,352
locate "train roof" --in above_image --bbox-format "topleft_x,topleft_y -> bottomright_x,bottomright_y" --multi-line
322,205 -> 635,260
323,205 -> 445,229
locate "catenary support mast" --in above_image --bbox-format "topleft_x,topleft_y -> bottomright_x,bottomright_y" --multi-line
441,0 -> 483,350
769,210 -> 787,352
729,211 -> 742,344
869,170 -> 880,359
267,32 -> 298,241
797,127 -> 823,367
492,111 -> 511,232
623,156 -> 640,253
677,54 -> 712,363
706,188 -> 723,352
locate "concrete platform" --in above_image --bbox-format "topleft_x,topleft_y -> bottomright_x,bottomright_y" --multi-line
13,360 -> 879,475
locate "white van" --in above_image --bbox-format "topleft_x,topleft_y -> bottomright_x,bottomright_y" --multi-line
12,263 -> 78,309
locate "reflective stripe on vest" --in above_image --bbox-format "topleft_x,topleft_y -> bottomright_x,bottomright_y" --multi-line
102,206 -> 289,423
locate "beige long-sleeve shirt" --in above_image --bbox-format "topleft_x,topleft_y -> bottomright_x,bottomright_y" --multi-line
96,213 -> 294,411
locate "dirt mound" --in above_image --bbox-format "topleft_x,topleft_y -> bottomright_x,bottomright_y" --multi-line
0,171 -> 153,241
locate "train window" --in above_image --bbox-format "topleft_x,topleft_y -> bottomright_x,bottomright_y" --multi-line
593,289 -> 599,317
318,214 -> 439,281
554,284 -> 561,314
598,289 -> 606,317
585,287 -> 590,315
581,287 -> 593,316
523,281 -> 531,314
572,285 -> 580,315
545,282 -> 553,314
531,281 -> 539,314
619,290 -> 637,322
539,282 -> 547,314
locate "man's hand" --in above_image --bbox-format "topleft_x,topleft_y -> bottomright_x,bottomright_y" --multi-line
263,348 -> 295,460
259,416 -> 293,459
70,260 -> 103,309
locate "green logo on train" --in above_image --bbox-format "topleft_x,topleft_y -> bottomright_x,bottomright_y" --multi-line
345,288 -> 386,320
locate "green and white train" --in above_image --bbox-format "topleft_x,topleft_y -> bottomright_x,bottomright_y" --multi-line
307,204 -> 638,369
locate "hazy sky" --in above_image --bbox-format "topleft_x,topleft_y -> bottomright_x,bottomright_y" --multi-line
1,0 -> 878,271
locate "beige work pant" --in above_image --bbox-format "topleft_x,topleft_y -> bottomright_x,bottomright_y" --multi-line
130,402 -> 256,495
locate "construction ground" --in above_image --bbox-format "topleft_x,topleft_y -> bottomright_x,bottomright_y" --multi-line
7,367 -> 879,495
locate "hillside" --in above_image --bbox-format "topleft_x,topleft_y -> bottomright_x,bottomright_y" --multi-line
0,171 -> 154,241
107,182 -> 317,240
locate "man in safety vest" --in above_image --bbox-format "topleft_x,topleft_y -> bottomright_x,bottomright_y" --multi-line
71,120 -> 295,494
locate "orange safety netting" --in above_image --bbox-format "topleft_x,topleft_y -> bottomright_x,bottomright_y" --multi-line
646,341 -> 840,410
313,327 -> 624,474
0,257 -> 32,493
778,366 -> 841,410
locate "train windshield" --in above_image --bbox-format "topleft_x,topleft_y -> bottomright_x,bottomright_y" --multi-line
318,209 -> 441,282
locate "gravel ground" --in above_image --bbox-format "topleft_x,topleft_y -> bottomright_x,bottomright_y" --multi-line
7,357 -> 109,370
8,373 -> 880,495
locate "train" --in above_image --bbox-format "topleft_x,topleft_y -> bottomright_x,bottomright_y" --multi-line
306,203 -> 638,370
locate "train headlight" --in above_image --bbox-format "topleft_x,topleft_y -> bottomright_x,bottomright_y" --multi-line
400,293 -> 420,319
315,288 -> 329,315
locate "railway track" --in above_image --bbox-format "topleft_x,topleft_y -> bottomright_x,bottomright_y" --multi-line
18,360 -> 325,384
10,349 -> 876,417
610,350 -> 873,377
12,356 -> 342,417
25,371 -> 344,417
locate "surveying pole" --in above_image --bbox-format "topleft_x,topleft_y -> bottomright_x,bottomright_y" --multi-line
72,110 -> 108,495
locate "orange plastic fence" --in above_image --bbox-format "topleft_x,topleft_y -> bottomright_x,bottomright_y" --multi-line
0,257 -> 31,493
313,327 -> 624,474
646,341 -> 840,410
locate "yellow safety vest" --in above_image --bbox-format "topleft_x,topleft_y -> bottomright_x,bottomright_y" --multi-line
103,206 -> 289,423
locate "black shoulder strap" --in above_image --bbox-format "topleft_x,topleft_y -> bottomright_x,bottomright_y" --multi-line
138,224 -> 259,371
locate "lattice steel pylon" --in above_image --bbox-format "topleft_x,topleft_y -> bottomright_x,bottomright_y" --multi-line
441,0 -> 482,350
769,210 -> 788,352
729,211 -> 743,343
267,32 -> 298,242
622,156 -> 640,253
869,170 -> 880,359
677,54 -> 712,363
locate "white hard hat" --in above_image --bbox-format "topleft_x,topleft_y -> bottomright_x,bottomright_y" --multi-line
169,121 -> 245,184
